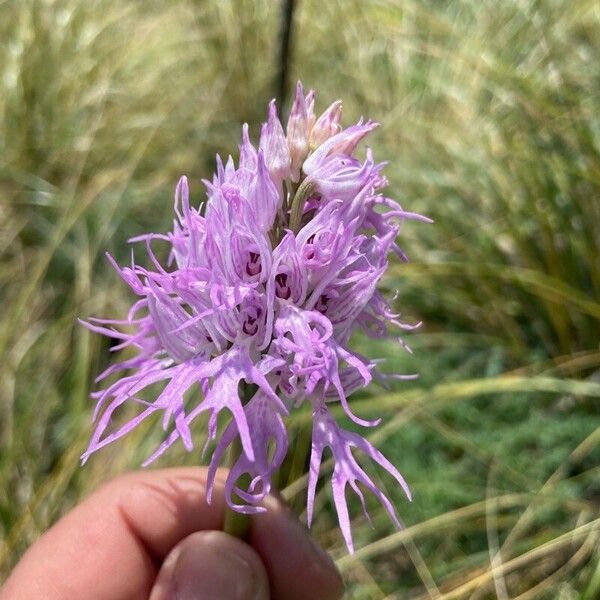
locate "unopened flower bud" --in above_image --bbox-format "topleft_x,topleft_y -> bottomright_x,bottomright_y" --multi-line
239,123 -> 257,171
305,89 -> 316,135
287,81 -> 310,182
310,100 -> 342,149
259,99 -> 291,183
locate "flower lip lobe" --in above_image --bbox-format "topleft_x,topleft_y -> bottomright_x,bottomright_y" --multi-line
81,81 -> 429,553
275,272 -> 292,300
246,252 -> 261,277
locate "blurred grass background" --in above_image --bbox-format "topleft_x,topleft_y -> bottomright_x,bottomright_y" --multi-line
0,0 -> 599,597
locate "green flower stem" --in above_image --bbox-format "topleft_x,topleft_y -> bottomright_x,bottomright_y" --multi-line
222,383 -> 255,540
285,422 -> 312,513
222,434 -> 251,539
288,177 -> 315,234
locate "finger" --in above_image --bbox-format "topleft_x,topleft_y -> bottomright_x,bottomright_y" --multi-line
1,467 -> 343,600
1,467 -> 226,600
250,495 -> 344,600
149,531 -> 269,600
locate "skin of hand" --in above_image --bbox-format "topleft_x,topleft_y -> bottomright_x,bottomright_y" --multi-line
0,467 -> 344,600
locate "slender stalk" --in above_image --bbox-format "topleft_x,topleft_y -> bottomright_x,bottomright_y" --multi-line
285,421 -> 312,513
222,434 -> 251,539
222,383 -> 255,539
288,177 -> 315,233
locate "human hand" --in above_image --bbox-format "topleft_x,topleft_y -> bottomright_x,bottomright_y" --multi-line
1,468 -> 344,600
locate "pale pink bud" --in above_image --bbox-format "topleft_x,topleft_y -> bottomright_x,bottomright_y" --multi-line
239,123 -> 257,171
286,81 -> 309,182
259,99 -> 291,182
310,100 -> 343,149
305,89 -> 316,132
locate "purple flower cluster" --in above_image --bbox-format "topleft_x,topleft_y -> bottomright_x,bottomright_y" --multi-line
82,82 -> 430,552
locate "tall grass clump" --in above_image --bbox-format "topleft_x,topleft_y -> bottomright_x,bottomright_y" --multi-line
291,1 -> 600,597
0,0 -> 278,569
1,0 -> 599,597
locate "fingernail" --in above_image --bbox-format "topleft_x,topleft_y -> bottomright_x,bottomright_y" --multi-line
150,531 -> 269,600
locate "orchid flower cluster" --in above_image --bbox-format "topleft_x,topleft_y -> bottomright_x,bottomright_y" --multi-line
82,82 -> 430,552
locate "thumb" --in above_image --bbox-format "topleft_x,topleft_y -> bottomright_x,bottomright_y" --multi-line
149,530 -> 269,600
